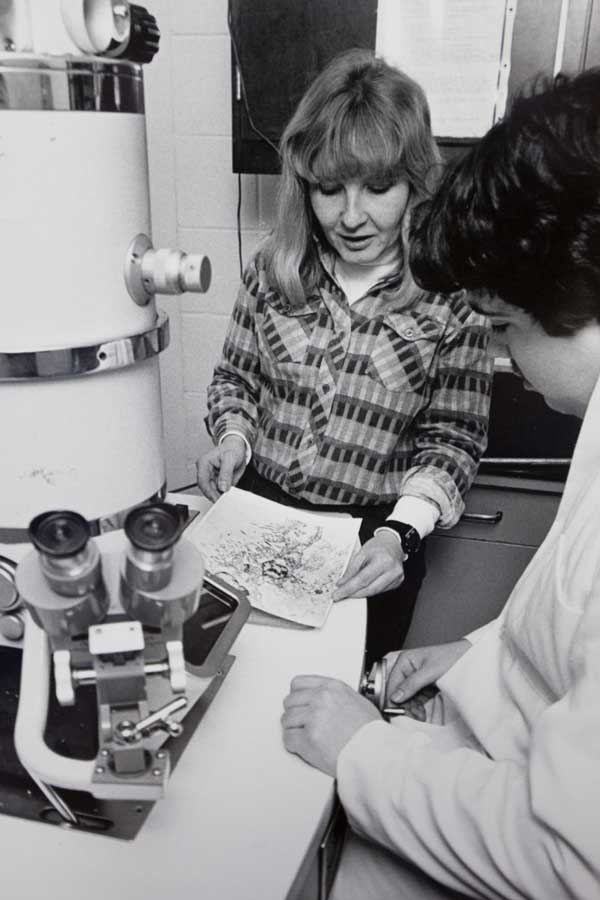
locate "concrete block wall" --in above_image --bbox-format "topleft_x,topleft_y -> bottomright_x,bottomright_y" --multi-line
145,0 -> 279,490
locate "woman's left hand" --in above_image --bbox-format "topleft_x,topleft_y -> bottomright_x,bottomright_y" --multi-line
332,532 -> 405,601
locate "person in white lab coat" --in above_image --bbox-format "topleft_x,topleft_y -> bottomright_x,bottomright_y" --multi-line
281,68 -> 600,900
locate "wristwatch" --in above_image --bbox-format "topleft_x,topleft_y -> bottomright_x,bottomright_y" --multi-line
374,521 -> 422,559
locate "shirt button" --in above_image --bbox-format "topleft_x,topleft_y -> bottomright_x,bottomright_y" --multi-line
404,328 -> 416,338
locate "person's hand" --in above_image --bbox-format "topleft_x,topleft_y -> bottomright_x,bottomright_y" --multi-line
281,675 -> 381,776
384,640 -> 470,706
195,435 -> 247,501
332,531 -> 405,601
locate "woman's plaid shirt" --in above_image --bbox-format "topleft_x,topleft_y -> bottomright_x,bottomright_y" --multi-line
206,257 -> 492,527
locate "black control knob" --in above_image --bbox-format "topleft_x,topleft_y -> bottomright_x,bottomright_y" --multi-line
29,510 -> 90,558
126,5 -> 160,64
124,503 -> 182,553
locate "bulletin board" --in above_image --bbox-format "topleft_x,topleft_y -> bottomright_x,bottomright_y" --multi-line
375,0 -> 516,140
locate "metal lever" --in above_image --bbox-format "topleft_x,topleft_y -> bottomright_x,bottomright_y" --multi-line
460,511 -> 503,524
116,696 -> 188,743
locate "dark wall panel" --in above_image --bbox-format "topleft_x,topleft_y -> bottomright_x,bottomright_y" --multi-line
230,0 -> 377,174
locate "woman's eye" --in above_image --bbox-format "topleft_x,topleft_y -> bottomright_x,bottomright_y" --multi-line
491,322 -> 510,334
366,183 -> 393,194
317,183 -> 342,196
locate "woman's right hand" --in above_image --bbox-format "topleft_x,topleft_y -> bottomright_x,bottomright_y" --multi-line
384,640 -> 470,706
196,435 -> 247,501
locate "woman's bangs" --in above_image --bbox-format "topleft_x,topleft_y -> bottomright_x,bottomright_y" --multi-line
306,115 -> 404,185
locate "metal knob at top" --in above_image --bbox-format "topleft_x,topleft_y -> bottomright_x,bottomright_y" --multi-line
125,4 -> 160,64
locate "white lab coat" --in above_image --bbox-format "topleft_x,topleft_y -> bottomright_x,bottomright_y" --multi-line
337,375 -> 600,900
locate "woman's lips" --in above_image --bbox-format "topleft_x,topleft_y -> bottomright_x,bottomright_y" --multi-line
337,233 -> 373,249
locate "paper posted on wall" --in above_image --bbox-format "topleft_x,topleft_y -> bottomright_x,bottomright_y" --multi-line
186,487 -> 361,628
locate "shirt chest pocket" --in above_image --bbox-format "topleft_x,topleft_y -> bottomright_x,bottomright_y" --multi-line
366,314 -> 441,393
257,305 -> 318,377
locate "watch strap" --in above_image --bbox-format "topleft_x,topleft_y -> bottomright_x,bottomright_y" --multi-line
374,521 -> 422,559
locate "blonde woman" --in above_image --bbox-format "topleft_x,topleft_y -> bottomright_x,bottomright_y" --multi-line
197,50 -> 492,660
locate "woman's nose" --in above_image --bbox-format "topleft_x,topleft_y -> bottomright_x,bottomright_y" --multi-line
341,190 -> 367,230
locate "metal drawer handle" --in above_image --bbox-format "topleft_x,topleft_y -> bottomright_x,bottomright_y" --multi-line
460,511 -> 503,524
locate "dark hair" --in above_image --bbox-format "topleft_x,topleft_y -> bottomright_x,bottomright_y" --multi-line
409,68 -> 600,335
262,49 -> 440,307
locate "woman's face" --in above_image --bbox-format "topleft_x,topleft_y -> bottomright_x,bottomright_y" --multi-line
309,177 -> 410,267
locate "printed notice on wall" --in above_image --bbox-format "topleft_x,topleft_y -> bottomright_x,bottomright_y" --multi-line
376,0 -> 515,138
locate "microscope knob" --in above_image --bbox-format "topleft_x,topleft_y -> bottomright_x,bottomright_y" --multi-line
360,658 -> 388,711
0,612 -> 24,642
0,555 -> 19,612
126,5 -> 160,64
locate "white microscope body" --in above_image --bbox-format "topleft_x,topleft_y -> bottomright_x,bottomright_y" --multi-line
0,1 -> 246,817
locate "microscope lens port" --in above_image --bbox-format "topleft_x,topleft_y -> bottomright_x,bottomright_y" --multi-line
29,510 -> 90,557
122,504 -> 183,596
121,503 -> 203,628
21,511 -> 108,635
27,509 -> 106,606
124,503 -> 181,553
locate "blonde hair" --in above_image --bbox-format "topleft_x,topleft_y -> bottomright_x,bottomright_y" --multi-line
262,49 -> 441,307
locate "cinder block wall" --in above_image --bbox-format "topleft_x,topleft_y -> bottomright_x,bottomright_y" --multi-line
145,0 -> 278,490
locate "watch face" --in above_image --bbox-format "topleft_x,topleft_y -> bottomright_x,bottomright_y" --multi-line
402,526 -> 421,555
377,522 -> 421,557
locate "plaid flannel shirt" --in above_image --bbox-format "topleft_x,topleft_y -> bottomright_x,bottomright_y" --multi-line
205,255 -> 492,527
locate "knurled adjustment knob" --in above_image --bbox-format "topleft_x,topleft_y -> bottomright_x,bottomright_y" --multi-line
126,4 -> 160,64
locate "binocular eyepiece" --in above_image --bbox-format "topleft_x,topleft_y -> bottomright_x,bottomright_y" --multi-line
29,509 -> 91,558
20,502 -> 202,640
124,503 -> 182,553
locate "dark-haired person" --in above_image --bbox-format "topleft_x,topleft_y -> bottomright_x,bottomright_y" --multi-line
282,68 -> 600,899
197,50 -> 491,661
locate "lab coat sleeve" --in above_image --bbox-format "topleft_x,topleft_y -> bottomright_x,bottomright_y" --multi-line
463,618 -> 499,645
337,605 -> 600,900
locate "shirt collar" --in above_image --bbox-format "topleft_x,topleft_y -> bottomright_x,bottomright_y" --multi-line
315,243 -> 405,298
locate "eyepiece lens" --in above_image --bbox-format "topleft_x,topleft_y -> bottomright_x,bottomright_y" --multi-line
29,510 -> 91,558
124,503 -> 181,552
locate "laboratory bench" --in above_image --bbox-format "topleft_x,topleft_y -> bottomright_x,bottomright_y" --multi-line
0,494 -> 366,900
0,475 -> 565,900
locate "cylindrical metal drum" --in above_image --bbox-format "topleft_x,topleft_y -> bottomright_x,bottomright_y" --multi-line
0,56 -> 168,538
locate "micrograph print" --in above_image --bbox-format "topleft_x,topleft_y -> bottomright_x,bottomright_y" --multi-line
189,488 -> 360,627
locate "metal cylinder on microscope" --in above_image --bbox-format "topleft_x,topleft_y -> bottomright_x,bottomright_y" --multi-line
0,55 -> 167,539
120,503 -> 204,629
